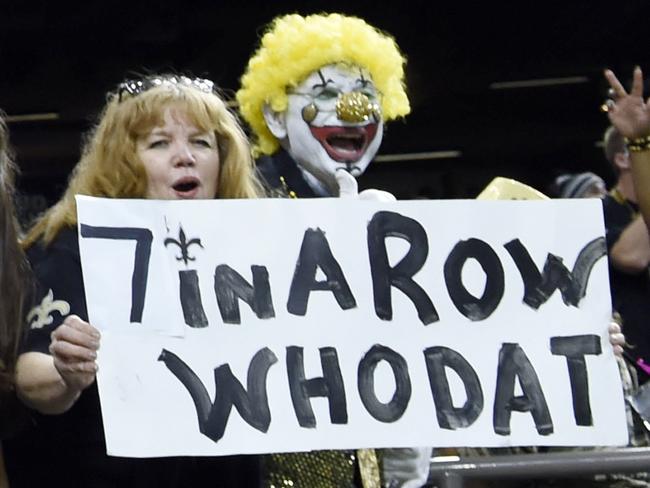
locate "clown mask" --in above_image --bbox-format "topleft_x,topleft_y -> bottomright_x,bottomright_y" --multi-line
263,63 -> 384,195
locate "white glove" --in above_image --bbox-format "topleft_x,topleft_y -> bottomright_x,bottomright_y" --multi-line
336,169 -> 396,202
382,447 -> 433,488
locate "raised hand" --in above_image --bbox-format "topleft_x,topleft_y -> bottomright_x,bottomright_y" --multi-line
49,314 -> 100,393
604,67 -> 650,139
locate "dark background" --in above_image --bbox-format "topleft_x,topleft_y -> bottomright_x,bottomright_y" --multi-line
1,1 -> 648,221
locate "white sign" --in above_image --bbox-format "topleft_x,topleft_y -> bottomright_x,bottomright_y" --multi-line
75,196 -> 627,458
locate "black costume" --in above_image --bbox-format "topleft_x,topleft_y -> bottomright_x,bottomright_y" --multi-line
3,227 -> 259,488
257,149 -> 326,199
603,190 -> 650,376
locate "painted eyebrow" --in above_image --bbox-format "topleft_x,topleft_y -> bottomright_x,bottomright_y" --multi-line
356,78 -> 374,89
357,71 -> 374,89
311,70 -> 334,89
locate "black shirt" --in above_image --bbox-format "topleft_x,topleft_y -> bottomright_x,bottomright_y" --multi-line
602,192 -> 650,373
257,149 -> 323,198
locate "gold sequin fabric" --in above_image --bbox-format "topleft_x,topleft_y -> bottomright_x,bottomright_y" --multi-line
264,449 -> 381,488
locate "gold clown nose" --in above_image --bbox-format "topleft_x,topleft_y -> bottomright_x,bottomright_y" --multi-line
336,92 -> 381,123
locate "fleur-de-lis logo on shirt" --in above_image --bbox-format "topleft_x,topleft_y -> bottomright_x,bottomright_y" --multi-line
164,226 -> 203,266
27,289 -> 71,329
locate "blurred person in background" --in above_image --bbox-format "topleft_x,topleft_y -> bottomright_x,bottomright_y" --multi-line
550,171 -> 607,199
597,124 -> 650,380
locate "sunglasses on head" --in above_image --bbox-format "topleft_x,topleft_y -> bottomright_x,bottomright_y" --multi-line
116,75 -> 215,102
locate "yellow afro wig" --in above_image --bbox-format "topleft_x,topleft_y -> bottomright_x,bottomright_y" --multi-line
236,13 -> 410,156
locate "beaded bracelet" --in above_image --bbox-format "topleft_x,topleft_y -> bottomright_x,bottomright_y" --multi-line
625,134 -> 650,153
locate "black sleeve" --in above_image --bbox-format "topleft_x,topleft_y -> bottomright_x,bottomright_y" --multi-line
602,197 -> 629,252
23,230 -> 88,355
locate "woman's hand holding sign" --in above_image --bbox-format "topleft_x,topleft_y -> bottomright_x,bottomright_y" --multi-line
608,321 -> 625,357
16,315 -> 100,415
50,314 -> 100,393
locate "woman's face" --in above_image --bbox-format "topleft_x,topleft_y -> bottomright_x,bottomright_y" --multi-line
137,107 -> 220,200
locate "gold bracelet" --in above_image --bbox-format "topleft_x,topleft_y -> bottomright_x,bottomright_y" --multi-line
625,134 -> 650,153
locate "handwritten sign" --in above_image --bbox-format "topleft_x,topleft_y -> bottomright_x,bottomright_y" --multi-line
75,196 -> 627,457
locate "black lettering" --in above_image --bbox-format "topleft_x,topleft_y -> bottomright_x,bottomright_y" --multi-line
504,237 -> 606,309
493,343 -> 553,436
214,265 -> 275,324
358,344 -> 411,422
423,346 -> 483,429
444,238 -> 504,321
80,224 -> 152,323
180,270 -> 208,328
287,228 -> 356,315
158,347 -> 278,442
551,335 -> 601,426
367,211 -> 438,325
286,346 -> 347,428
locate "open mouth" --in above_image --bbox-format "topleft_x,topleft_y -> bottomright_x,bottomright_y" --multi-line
309,124 -> 378,163
172,177 -> 200,198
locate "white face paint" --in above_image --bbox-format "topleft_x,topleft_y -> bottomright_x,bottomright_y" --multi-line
265,63 -> 384,195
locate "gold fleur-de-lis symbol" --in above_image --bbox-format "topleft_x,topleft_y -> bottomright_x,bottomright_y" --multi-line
164,226 -> 203,265
26,289 -> 71,329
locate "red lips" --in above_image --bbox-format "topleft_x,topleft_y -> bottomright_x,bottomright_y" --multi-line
309,124 -> 378,163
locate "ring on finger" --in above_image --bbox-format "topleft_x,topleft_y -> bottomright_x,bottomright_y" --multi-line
600,99 -> 615,112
